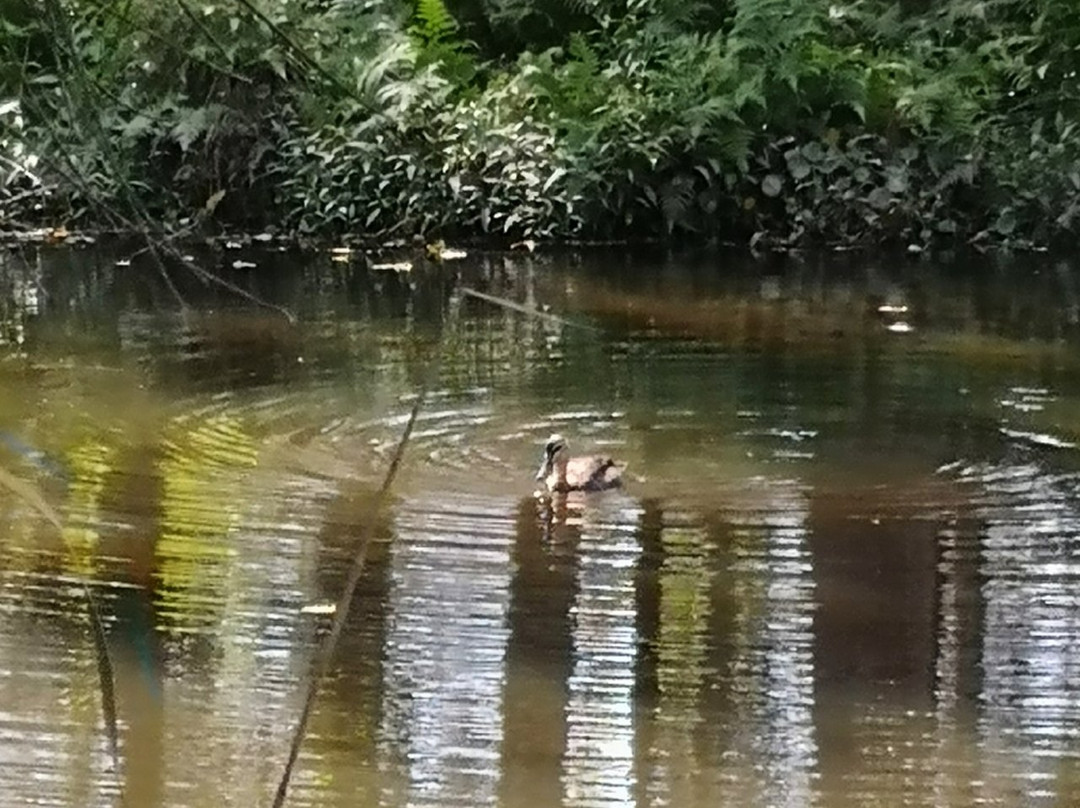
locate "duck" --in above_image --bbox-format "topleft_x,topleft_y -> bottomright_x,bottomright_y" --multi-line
535,433 -> 623,493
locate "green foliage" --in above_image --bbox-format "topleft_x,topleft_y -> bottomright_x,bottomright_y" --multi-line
1,0 -> 1078,247
415,0 -> 459,43
742,133 -> 984,248
410,0 -> 478,86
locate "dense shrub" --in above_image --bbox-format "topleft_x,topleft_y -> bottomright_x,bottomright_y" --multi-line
0,0 -> 1077,248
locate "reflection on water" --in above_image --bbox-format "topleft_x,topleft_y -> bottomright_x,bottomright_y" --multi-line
964,463 -> 1080,805
2,246 -> 1080,806
382,495 -> 513,807
730,485 -> 816,808
562,497 -> 641,808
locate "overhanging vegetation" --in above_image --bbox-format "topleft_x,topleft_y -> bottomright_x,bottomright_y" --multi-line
1,0 -> 1077,249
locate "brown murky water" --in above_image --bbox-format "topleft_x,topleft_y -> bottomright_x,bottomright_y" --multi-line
2,245 -> 1080,807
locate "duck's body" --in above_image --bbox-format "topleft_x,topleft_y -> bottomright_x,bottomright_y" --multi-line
535,434 -> 623,492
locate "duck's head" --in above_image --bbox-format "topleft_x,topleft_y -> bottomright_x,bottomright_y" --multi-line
535,433 -> 568,481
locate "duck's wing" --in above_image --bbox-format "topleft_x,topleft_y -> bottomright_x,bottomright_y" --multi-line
597,459 -> 624,489
570,456 -> 623,490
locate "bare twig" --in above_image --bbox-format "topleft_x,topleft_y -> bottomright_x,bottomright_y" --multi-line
0,464 -> 120,775
0,184 -> 57,208
461,286 -> 600,332
271,372 -> 431,808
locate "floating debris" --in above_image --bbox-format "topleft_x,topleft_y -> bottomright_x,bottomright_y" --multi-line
510,239 -> 537,252
252,232 -> 273,242
371,261 -> 413,272
886,321 -> 913,333
231,260 -> 257,269
114,258 -> 132,267
224,240 -> 242,250
424,239 -> 467,262
330,246 -> 352,263
877,304 -> 909,314
300,602 -> 337,615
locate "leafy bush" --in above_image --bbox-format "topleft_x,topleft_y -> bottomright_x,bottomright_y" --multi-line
0,0 -> 1077,248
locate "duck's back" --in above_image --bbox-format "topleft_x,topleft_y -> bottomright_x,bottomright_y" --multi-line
567,456 -> 623,491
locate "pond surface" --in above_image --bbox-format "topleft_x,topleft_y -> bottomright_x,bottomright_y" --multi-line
2,244 -> 1080,807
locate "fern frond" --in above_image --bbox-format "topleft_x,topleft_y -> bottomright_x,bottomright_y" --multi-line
552,0 -> 593,16
660,175 -> 695,233
710,123 -> 753,172
413,0 -> 458,44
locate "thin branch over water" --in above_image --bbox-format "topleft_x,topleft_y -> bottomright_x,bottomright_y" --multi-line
0,463 -> 120,775
461,286 -> 600,331
271,382 -> 428,808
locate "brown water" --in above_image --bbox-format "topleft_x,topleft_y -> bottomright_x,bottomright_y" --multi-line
2,245 -> 1080,807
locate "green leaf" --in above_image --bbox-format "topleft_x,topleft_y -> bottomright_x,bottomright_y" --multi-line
761,174 -> 783,197
886,170 -> 908,194
120,113 -> 155,139
994,208 -> 1017,235
268,53 -> 288,81
866,187 -> 892,210
802,142 -> 825,163
171,107 -> 210,152
785,150 -> 811,181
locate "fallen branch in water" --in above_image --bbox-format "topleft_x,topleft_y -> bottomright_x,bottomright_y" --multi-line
271,384 -> 427,808
461,286 -> 599,332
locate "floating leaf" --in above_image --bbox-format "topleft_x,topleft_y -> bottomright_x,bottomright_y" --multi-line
761,174 -> 783,197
